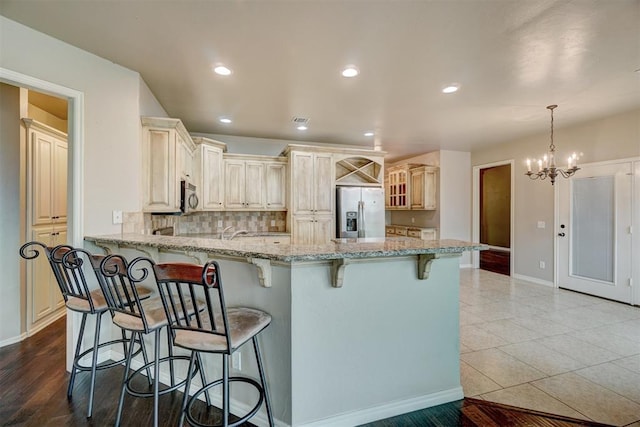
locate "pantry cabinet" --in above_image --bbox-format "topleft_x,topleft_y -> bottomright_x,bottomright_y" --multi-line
29,227 -> 67,324
291,215 -> 333,246
141,117 -> 196,213
24,119 -> 68,226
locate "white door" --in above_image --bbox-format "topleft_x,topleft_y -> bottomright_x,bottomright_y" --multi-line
557,161 -> 633,303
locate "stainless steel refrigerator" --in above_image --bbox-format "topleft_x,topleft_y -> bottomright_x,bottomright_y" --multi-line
336,186 -> 385,238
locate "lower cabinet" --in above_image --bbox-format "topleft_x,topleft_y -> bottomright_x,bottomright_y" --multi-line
291,215 -> 333,245
29,227 -> 67,326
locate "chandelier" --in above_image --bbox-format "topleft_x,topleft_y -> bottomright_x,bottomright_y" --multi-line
525,105 -> 579,185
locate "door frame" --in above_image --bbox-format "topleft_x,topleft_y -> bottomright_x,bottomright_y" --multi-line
554,156 -> 640,305
472,159 -> 515,274
0,67 -> 84,371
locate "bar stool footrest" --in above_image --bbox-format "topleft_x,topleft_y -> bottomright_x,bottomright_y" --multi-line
73,337 -> 144,372
185,376 -> 265,427
125,355 -> 196,398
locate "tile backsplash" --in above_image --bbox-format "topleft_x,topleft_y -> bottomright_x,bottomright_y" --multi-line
122,211 -> 286,235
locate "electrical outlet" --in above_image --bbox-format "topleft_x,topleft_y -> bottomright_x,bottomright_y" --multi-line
217,220 -> 223,227
112,210 -> 123,224
270,220 -> 276,227
232,352 -> 242,370
411,217 -> 415,224
537,221 -> 545,229
539,261 -> 545,269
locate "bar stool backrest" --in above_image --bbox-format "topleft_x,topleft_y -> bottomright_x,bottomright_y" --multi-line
153,260 -> 232,353
19,241 -> 99,313
97,254 -> 153,333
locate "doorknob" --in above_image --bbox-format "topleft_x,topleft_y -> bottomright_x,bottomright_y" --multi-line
558,232 -> 566,237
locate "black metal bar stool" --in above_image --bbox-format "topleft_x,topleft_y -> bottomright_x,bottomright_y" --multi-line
152,259 -> 274,427
93,253 -> 209,427
18,241 -> 152,418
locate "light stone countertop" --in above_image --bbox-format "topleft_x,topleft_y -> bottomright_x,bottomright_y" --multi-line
85,233 -> 485,263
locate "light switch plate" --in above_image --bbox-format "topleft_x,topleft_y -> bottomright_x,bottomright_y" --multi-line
537,221 -> 545,229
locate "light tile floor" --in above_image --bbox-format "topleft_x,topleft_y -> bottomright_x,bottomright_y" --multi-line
460,268 -> 640,426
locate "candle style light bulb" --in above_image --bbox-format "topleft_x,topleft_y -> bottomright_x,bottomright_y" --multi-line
538,159 -> 543,172
526,159 -> 532,172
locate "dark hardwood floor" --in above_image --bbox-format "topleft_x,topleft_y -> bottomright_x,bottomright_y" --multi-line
479,248 -> 511,276
1,317 -> 613,426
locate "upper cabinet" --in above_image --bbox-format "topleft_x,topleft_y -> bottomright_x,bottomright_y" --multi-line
385,163 -> 438,211
289,150 -> 334,216
223,154 -> 287,211
409,166 -> 437,210
386,164 -> 410,210
193,136 -> 227,211
23,119 -> 68,226
141,117 -> 196,213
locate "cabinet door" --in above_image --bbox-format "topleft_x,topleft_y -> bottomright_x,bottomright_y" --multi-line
178,138 -> 194,182
422,169 -> 437,210
31,130 -> 53,225
52,229 -> 68,309
292,216 -> 316,245
52,138 -> 68,223
410,169 -> 425,209
201,145 -> 224,210
291,152 -> 315,215
145,129 -> 176,211
244,161 -> 265,209
314,153 -> 334,215
265,162 -> 286,210
30,228 -> 57,323
314,215 -> 334,244
224,160 -> 246,209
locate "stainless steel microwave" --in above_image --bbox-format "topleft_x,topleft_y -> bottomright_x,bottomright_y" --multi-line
180,180 -> 199,214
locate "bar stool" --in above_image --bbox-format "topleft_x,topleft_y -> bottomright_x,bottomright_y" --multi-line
94,253 -> 209,427
152,259 -> 274,427
18,241 -> 152,418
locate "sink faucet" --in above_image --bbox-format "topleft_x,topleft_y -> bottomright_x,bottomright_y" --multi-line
229,230 -> 249,240
220,226 -> 234,240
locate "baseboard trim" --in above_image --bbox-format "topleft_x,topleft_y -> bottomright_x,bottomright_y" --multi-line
0,332 -> 28,348
512,273 -> 554,288
298,387 -> 464,427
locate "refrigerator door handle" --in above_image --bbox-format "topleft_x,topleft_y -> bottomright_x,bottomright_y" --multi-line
358,200 -> 365,238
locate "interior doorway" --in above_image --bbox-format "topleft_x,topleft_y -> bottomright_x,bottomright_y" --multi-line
473,160 -> 514,275
0,67 -> 83,371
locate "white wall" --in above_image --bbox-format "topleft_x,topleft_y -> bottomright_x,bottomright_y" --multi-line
440,150 -> 472,266
471,108 -> 640,282
0,84 -> 23,344
0,16 -> 165,342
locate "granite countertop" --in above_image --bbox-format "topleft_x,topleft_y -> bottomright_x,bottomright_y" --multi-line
85,233 -> 485,262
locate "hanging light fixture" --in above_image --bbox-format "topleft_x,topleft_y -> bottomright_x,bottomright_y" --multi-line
525,105 -> 579,185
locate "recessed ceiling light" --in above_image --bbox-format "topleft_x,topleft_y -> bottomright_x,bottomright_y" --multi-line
342,66 -> 359,78
442,84 -> 460,94
296,125 -> 308,131
213,65 -> 232,76
364,132 -> 374,137
219,117 -> 232,124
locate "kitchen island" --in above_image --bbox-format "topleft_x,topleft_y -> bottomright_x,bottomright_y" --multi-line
85,233 -> 483,427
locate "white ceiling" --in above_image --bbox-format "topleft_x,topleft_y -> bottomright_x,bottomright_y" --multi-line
2,0 -> 639,160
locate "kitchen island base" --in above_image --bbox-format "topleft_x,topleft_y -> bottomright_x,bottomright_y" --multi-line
86,236 -> 471,426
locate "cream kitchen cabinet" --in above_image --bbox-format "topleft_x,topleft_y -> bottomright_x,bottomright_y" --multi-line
409,166 -> 438,210
265,160 -> 287,210
291,215 -> 333,245
288,150 -> 334,215
407,227 -> 437,240
285,148 -> 334,244
193,137 -> 227,210
141,117 -> 196,213
28,226 -> 67,325
24,119 -> 67,226
222,154 -> 287,211
386,164 -> 410,210
224,157 -> 265,209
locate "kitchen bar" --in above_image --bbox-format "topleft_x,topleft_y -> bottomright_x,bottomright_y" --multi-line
85,233 -> 483,427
